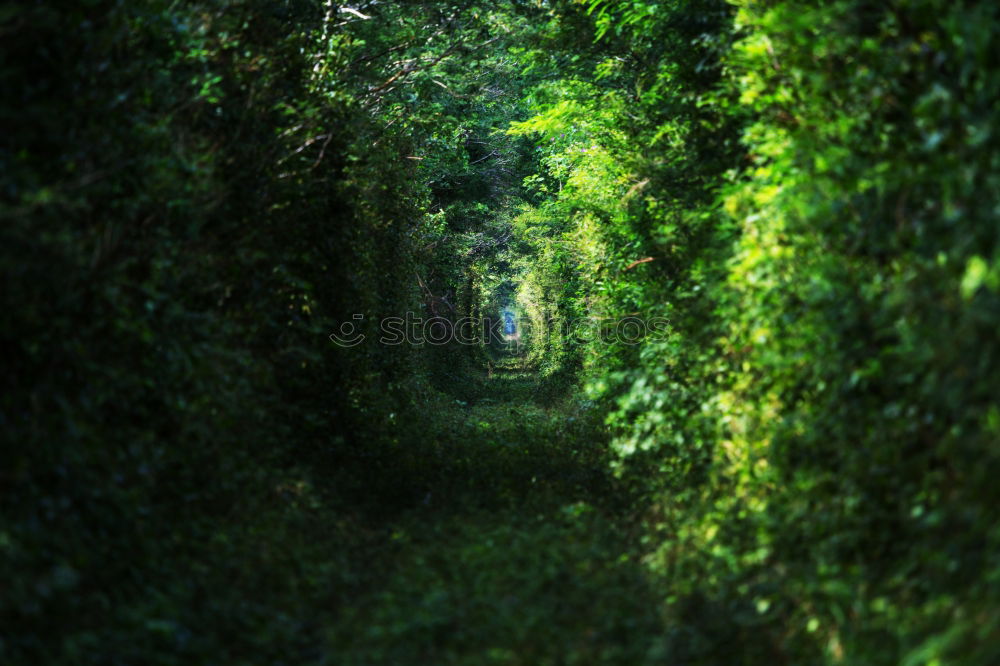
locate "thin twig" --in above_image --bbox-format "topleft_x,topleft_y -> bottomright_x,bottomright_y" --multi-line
624,257 -> 655,271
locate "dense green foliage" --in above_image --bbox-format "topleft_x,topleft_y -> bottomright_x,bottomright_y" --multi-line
4,1 -> 1000,664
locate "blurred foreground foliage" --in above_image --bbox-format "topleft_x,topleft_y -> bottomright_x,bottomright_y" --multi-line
1,0 -> 494,660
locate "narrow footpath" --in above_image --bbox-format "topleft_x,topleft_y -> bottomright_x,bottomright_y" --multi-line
325,357 -> 665,665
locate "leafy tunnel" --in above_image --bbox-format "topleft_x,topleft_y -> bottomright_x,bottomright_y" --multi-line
5,1 -> 1000,665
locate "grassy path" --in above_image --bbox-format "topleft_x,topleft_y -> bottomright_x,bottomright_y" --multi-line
324,363 -> 665,665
